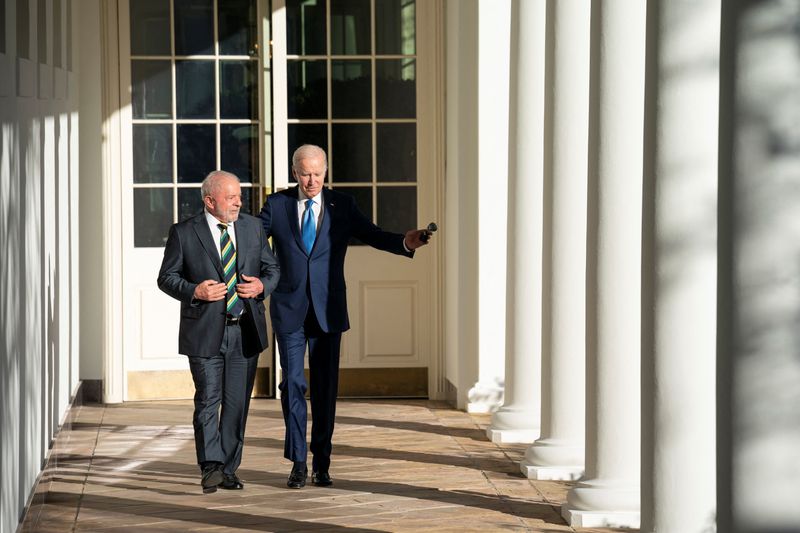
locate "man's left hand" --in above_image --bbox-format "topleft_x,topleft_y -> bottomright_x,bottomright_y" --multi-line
237,274 -> 264,299
404,229 -> 432,251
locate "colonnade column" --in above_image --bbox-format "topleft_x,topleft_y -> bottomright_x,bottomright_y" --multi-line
520,0 -> 590,481
485,0 -> 545,444
561,0 -> 645,527
468,0 -> 511,415
717,2 -> 800,531
640,1 -> 720,532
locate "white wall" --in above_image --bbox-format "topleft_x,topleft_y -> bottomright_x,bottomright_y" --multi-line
0,0 -> 81,530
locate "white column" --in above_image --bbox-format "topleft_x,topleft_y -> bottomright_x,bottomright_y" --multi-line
562,0 -> 645,528
640,1 -> 719,532
468,0 -> 512,414
521,0 -> 589,480
718,3 -> 800,531
485,0 -> 545,445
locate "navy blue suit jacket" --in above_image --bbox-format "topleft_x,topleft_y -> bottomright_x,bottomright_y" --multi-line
157,213 -> 280,357
259,187 -> 413,334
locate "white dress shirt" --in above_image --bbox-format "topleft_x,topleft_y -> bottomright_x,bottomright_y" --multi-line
297,189 -> 323,235
205,209 -> 237,258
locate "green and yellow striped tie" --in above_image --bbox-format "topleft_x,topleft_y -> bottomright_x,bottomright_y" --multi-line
218,223 -> 244,317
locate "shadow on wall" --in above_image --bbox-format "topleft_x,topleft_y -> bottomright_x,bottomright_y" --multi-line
0,106 -> 75,531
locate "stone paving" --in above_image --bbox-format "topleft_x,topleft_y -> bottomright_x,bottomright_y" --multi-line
19,399 -> 633,532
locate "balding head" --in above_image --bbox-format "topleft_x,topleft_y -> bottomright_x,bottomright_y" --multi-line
292,144 -> 328,171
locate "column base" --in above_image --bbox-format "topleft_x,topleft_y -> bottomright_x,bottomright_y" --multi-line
561,507 -> 640,529
520,438 -> 584,480
466,381 -> 504,413
563,479 -> 640,529
485,405 -> 539,443
486,427 -> 539,443
521,462 -> 583,481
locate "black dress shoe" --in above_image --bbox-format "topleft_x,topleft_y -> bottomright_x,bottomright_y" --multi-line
312,470 -> 332,487
219,473 -> 244,490
201,464 -> 224,494
287,462 -> 307,489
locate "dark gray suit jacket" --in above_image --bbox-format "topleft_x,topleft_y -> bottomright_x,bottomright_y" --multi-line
157,212 -> 280,357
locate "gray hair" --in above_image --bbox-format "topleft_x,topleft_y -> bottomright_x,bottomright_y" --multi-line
291,144 -> 328,170
201,170 -> 239,198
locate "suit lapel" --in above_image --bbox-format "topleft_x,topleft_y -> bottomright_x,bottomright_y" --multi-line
315,189 -> 333,255
233,218 -> 247,268
285,188 -> 307,254
193,215 -> 224,278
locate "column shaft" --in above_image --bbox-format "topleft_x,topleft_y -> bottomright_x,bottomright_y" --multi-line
641,1 -> 719,532
469,0 -> 511,414
485,0 -> 546,445
521,0 -> 589,480
718,2 -> 800,531
562,0 -> 645,527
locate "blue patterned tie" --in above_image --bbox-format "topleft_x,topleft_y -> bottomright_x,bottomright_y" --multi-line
302,199 -> 316,253
218,223 -> 244,317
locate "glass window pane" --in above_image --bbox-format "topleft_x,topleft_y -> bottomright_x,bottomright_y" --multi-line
340,186 -> 372,245
174,0 -> 213,55
134,188 -> 172,247
376,0 -> 415,55
332,60 -> 370,119
67,0 -> 72,70
286,0 -> 326,56
176,60 -> 214,118
16,0 -> 28,59
131,60 -> 172,119
178,187 -> 204,222
377,186 -> 415,234
221,124 -> 258,183
288,123 -> 328,176
376,58 -> 416,118
37,0 -> 46,63
129,0 -> 170,55
330,0 -> 370,55
53,0 -> 61,68
239,186 -> 253,215
133,124 -> 173,184
331,123 -> 371,183
218,0 -> 257,56
220,60 -> 257,119
287,60 -> 327,119
377,123 -> 416,182
177,124 -> 216,183
1,0 -> 6,54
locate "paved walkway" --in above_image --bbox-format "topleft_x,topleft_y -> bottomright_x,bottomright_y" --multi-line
20,399 -> 632,532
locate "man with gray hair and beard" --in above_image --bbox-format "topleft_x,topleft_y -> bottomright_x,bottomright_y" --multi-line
158,170 -> 280,493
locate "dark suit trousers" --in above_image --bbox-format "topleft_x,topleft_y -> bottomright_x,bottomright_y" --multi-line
188,323 -> 258,475
276,308 -> 341,472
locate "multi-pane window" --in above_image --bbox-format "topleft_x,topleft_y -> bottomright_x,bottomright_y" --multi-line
286,0 -> 417,238
130,0 -> 261,247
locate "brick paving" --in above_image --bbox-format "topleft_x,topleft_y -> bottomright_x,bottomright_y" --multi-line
19,399 -> 634,532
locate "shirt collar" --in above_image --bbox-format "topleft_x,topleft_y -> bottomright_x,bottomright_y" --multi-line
298,188 -> 322,205
205,209 -> 232,229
